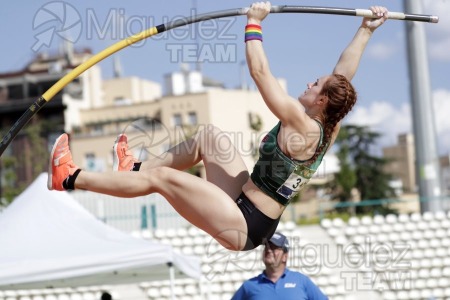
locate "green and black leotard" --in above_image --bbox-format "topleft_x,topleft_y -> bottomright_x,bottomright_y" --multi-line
250,121 -> 328,206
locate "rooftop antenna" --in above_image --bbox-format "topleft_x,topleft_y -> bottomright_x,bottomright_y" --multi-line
113,55 -> 123,78
193,0 -> 202,73
240,60 -> 247,90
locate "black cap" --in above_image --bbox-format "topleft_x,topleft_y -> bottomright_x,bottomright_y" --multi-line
269,232 -> 289,252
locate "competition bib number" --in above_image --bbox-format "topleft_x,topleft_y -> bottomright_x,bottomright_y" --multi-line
276,170 -> 310,200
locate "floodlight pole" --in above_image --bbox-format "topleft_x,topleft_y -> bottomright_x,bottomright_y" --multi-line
404,0 -> 443,213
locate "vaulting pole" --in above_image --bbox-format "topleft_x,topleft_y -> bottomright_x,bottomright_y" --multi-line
0,5 -> 439,156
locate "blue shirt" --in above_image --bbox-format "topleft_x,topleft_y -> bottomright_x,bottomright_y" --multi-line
231,268 -> 328,300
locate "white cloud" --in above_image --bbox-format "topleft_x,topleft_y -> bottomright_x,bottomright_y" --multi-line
423,1 -> 450,32
428,36 -> 450,61
423,0 -> 450,61
345,101 -> 411,150
367,42 -> 396,60
432,89 -> 450,152
343,88 -> 450,154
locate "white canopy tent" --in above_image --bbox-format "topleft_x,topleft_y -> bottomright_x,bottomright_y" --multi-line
0,173 -> 201,291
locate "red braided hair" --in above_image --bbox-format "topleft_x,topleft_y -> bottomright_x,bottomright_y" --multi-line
309,74 -> 357,163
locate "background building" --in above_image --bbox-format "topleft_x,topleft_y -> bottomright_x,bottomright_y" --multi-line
383,133 -> 417,194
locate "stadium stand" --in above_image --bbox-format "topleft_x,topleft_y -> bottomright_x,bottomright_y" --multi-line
0,288 -> 118,300
4,211 -> 450,299
320,211 -> 450,300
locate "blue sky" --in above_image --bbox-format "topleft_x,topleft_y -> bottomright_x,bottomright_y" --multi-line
1,0 -> 449,154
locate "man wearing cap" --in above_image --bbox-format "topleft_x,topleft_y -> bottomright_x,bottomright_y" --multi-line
231,232 -> 328,299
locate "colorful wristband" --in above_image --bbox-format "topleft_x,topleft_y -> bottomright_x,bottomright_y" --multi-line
245,24 -> 262,42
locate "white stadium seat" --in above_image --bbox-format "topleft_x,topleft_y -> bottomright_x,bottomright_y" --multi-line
388,232 -> 400,241
430,268 -> 442,278
418,268 -> 430,279
423,230 -> 435,239
429,238 -> 441,248
356,226 -> 369,235
440,219 -> 450,229
396,291 -> 409,300
420,258 -> 433,268
360,216 -> 373,226
412,248 -> 425,259
369,224 -> 381,235
404,222 -> 417,232
323,286 -> 337,297
188,226 -> 202,236
422,211 -> 434,221
332,218 -> 345,228
438,277 -> 450,288
441,238 -> 450,247
344,227 -> 357,236
176,227 -> 188,237
429,220 -> 441,230
348,216 -> 360,227
431,257 -> 444,268
435,228 -> 446,239
432,287 -> 444,298
423,249 -> 435,259
399,231 -> 412,241
420,288 -> 432,299
444,287 -> 450,297
415,279 -> 426,289
408,289 -> 421,299
327,228 -> 341,237
444,266 -> 450,276
434,210 -> 446,220
184,284 -> 198,296
284,221 -> 296,231
417,221 -> 429,231
381,224 -> 393,233
397,213 -> 409,223
385,214 -> 398,223
373,215 -> 385,225
335,235 -> 348,246
393,223 -> 405,232
376,233 -> 389,243
320,218 -> 332,229
382,291 -> 396,300
435,247 -> 447,257
410,212 -> 422,222
426,278 -> 439,289
411,231 -> 424,240
57,294 -> 70,300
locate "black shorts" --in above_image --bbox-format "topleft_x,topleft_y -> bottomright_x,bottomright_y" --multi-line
235,192 -> 280,250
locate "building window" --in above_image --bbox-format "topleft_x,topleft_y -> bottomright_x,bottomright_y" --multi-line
188,111 -> 198,126
85,153 -> 96,171
85,153 -> 105,172
173,113 -> 182,127
92,125 -> 103,135
114,97 -> 131,106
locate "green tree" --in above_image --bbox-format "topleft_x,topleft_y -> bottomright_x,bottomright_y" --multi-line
249,112 -> 263,162
1,155 -> 20,204
333,124 -> 396,214
333,127 -> 357,204
0,119 -> 53,204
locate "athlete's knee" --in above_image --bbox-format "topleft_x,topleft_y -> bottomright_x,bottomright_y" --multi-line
140,167 -> 172,192
197,124 -> 223,143
199,125 -> 233,154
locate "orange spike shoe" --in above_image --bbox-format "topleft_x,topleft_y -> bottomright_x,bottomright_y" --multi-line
48,133 -> 80,191
113,133 -> 139,171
